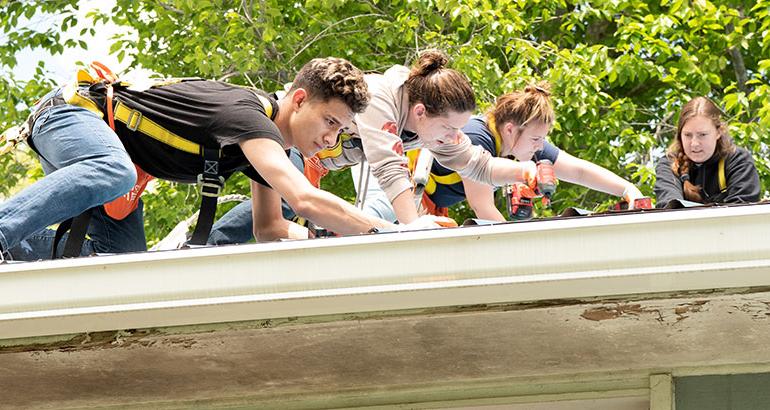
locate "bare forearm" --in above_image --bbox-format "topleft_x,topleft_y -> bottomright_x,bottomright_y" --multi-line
255,219 -> 309,242
463,177 -> 507,222
559,160 -> 632,197
391,189 -> 420,224
487,157 -> 534,186
472,205 -> 506,221
292,189 -> 396,234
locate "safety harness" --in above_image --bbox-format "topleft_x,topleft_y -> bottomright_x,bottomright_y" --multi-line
405,115 -> 504,199
717,157 -> 727,192
38,62 -> 275,257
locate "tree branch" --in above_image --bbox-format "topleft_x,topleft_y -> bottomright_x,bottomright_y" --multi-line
726,17 -> 749,93
154,0 -> 184,15
654,111 -> 675,144
288,13 -> 385,64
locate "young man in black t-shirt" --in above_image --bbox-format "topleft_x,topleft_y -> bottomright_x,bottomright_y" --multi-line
0,58 -> 442,260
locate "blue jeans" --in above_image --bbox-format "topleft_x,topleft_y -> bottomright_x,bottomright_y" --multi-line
207,148 -> 303,245
349,163 -> 398,222
206,154 -> 398,245
0,89 -> 143,261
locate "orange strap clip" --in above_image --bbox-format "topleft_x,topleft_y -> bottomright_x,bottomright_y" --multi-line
90,61 -> 118,131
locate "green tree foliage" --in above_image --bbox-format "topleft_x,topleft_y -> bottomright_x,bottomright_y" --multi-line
1,0 -> 768,243
0,0 -> 80,197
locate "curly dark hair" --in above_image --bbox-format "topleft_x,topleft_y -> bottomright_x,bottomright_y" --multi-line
289,57 -> 369,113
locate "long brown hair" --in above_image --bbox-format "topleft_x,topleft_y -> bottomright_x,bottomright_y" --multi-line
403,49 -> 476,116
490,81 -> 555,143
667,96 -> 735,202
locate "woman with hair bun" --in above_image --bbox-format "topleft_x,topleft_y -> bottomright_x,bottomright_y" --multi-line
654,96 -> 760,207
420,81 -> 645,220
316,49 -> 540,224
207,50 -> 538,242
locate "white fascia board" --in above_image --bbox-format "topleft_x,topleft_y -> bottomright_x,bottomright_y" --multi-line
1,204 -> 769,340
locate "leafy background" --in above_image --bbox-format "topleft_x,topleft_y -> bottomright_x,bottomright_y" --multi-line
2,0 -> 768,245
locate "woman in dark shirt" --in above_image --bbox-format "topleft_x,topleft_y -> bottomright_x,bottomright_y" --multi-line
424,82 -> 645,221
654,96 -> 760,207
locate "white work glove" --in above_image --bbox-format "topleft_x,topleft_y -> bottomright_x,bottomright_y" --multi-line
400,215 -> 458,231
623,185 -> 645,209
519,160 -> 538,187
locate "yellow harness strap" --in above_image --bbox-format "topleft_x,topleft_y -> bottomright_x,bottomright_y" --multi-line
718,157 -> 727,191
113,92 -> 274,157
114,101 -> 201,155
414,114 -> 503,195
317,132 -> 353,160
406,149 -> 463,195
486,114 -> 503,156
65,64 -> 275,157
62,81 -> 103,119
254,93 -> 274,119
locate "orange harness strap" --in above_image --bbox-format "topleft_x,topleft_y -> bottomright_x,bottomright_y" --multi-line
88,61 -> 156,220
303,155 -> 329,188
103,165 -> 155,220
420,191 -> 449,217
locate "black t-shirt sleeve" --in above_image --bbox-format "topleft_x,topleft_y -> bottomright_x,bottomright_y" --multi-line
722,147 -> 761,203
211,95 -> 284,147
654,156 -> 685,208
241,148 -> 305,188
242,165 -> 269,187
534,141 -> 560,163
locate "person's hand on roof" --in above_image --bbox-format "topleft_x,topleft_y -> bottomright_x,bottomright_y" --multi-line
521,160 -> 538,189
623,184 -> 645,209
401,215 -> 458,231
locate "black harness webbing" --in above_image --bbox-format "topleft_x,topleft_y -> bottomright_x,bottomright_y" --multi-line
52,209 -> 93,259
46,85 -> 275,258
189,147 -> 224,245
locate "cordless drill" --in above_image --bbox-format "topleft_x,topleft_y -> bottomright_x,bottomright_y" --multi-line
505,160 -> 558,220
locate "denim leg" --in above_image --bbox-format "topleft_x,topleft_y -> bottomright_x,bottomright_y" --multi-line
8,228 -> 95,261
0,102 -> 136,253
350,163 -> 398,223
207,200 -> 255,245
7,200 -> 146,261
207,148 -> 303,245
88,200 -> 147,254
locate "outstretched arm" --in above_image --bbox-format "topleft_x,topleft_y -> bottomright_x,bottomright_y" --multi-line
554,151 -> 643,204
462,177 -> 506,221
431,135 -> 536,187
250,180 -> 309,242
241,138 -> 397,235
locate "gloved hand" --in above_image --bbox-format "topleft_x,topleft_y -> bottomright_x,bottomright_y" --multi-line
401,215 -> 458,231
519,160 -> 538,188
623,185 -> 646,209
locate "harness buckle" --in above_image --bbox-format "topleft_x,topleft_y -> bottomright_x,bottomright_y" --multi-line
197,174 -> 225,198
125,109 -> 143,131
